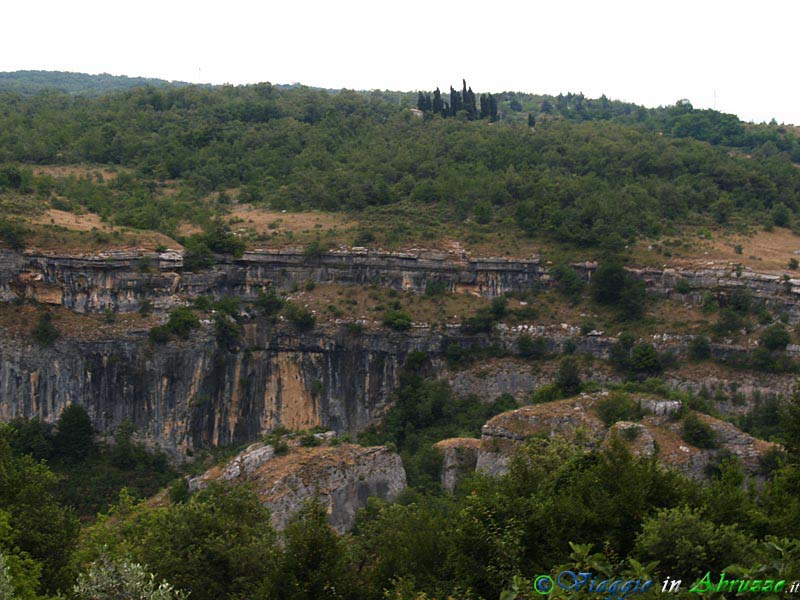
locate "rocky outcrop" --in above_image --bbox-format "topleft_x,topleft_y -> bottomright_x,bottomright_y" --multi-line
434,438 -> 481,493
444,392 -> 777,488
189,442 -> 406,532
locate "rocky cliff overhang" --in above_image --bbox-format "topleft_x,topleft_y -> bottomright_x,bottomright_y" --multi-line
3,247 -> 800,322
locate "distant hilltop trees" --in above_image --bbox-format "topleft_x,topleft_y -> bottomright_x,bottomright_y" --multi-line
416,79 -> 498,122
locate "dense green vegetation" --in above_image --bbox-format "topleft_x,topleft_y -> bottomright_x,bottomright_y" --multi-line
1,81 -> 799,250
3,73 -> 800,599
2,364 -> 800,599
0,71 -> 190,97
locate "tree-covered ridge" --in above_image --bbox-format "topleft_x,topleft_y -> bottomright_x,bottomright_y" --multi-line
0,70 -> 193,97
1,83 -> 800,249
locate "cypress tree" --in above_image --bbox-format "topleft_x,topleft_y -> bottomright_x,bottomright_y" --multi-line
479,94 -> 488,119
466,86 -> 477,120
489,94 -> 498,122
449,86 -> 461,116
416,92 -> 426,111
432,88 -> 443,115
528,112 -> 536,127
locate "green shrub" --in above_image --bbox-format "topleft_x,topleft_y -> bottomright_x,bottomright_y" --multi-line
255,289 -> 285,316
0,218 -> 27,250
591,262 -> 646,319
344,322 -> 364,335
299,434 -> 321,448
729,288 -> 752,313
199,222 -> 246,257
713,308 -> 744,337
164,308 -> 199,338
149,307 -> 199,343
688,336 -> 712,361
633,506 -> 756,580
596,393 -> 642,426
138,300 -> 153,316
551,264 -> 584,301
772,203 -> 790,227
760,324 -> 791,351
682,413 -> 718,449
32,312 -> 60,346
214,314 -> 242,350
284,302 -> 316,331
516,334 -> 547,359
149,325 -> 170,344
675,279 -> 692,294
460,309 -> 496,334
628,343 -> 662,374
531,383 -> 562,404
182,237 -> 215,271
303,238 -> 329,258
489,296 -> 508,319
424,280 -> 448,297
556,356 -> 582,396
382,309 -> 413,331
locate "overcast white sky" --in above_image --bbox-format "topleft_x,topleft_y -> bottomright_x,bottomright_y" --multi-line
3,0 -> 798,124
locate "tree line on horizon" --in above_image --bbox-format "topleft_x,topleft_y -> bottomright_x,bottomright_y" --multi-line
416,79 -> 499,122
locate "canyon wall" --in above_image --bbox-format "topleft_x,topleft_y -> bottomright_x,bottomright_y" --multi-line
0,322 -> 447,455
4,248 -> 800,321
1,247 -> 797,458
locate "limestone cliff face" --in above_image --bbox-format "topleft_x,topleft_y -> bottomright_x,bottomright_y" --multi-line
0,323 -> 442,455
4,248 -> 800,322
188,442 -> 406,532
0,249 -> 544,314
0,313 -> 791,457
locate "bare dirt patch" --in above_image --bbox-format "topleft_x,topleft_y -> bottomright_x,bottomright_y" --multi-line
31,209 -> 108,232
31,164 -> 125,181
227,206 -> 355,236
0,303 -> 157,342
634,227 -> 800,273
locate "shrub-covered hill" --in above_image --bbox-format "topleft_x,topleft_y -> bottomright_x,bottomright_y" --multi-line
1,82 -> 799,249
0,70 -> 192,96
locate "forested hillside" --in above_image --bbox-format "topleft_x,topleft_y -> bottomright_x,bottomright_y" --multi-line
0,70 -> 190,96
1,80 -> 799,251
3,74 -> 800,600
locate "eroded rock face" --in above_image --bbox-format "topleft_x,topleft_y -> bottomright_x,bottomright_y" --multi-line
434,438 -> 481,493
0,324 -> 438,455
0,249 -> 545,314
475,396 -> 607,477
190,443 -> 406,532
450,393 -> 777,487
4,248 -> 800,322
